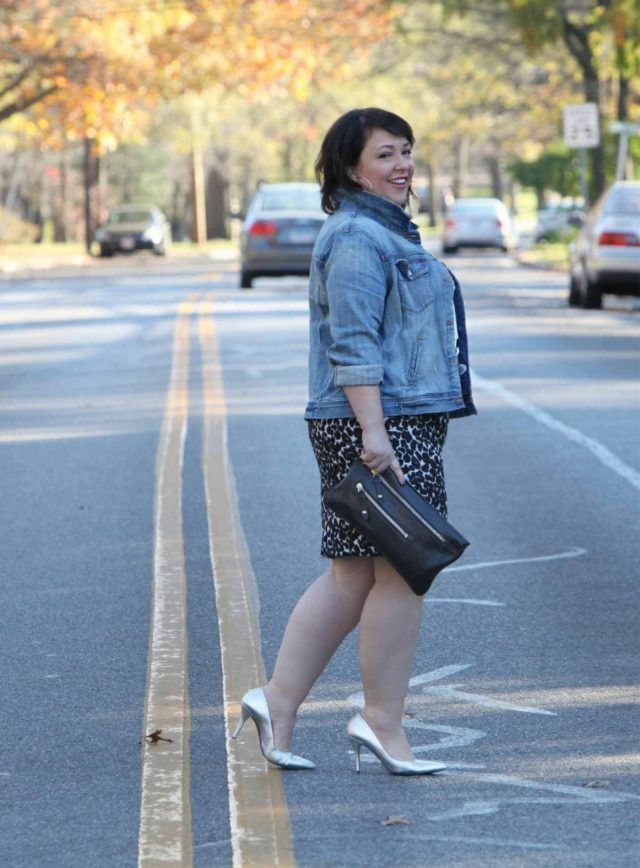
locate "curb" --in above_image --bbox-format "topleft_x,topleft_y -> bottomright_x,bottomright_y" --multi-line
515,255 -> 568,274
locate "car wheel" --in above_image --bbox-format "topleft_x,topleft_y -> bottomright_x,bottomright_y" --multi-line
568,275 -> 581,307
582,276 -> 602,309
442,246 -> 457,255
240,270 -> 255,289
99,244 -> 113,258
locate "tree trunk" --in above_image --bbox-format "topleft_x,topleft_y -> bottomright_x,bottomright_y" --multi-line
83,138 -> 95,253
486,153 -> 504,201
617,74 -> 629,121
52,151 -> 67,242
452,136 -> 469,199
205,164 -> 230,239
424,159 -> 438,227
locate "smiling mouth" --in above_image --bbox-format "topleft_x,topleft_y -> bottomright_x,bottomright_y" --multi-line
389,177 -> 408,187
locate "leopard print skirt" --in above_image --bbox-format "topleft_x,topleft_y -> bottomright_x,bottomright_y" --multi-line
307,414 -> 449,559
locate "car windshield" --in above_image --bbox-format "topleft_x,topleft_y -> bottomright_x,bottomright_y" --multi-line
260,188 -> 321,211
109,211 -> 152,223
603,188 -> 640,215
452,201 -> 499,214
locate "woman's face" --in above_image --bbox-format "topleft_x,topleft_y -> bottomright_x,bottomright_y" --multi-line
353,127 -> 415,206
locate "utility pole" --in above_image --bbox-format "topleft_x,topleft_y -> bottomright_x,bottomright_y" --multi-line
190,108 -> 207,245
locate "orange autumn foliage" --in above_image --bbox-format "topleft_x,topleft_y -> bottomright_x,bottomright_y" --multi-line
0,0 -> 399,149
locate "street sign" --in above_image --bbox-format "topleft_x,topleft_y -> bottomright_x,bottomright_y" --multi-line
609,120 -> 640,135
564,103 -> 600,148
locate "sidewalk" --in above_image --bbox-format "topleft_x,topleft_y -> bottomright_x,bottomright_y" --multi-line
0,243 -> 238,279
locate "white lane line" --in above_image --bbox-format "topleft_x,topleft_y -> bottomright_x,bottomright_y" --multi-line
138,298 -> 194,866
422,684 -> 557,716
428,598 -> 505,606
472,371 -> 640,491
444,547 -> 587,573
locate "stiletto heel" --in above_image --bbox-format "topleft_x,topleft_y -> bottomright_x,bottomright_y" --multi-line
350,738 -> 362,773
346,714 -> 446,776
231,687 -> 315,771
231,706 -> 249,740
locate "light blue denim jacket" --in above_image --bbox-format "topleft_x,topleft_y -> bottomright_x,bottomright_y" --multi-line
304,188 -> 477,420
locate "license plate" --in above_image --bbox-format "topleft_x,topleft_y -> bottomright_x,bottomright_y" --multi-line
283,228 -> 316,245
119,237 -> 135,250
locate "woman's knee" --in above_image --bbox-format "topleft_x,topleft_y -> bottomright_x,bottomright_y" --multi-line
329,556 -> 375,596
373,558 -> 417,596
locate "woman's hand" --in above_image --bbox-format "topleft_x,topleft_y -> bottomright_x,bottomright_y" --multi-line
361,426 -> 405,485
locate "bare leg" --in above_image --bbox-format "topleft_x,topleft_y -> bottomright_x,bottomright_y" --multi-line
264,557 -> 375,749
359,558 -> 424,760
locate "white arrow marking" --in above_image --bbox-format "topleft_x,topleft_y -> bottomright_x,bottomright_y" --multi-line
428,773 -> 639,821
423,684 -> 557,716
348,663 -> 474,707
404,721 -> 487,753
444,547 -> 587,573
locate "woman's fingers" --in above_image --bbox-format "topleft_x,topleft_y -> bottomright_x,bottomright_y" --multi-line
360,451 -> 405,485
390,458 -> 406,486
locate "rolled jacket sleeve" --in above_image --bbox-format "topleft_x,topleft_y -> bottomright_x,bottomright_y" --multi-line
325,229 -> 387,386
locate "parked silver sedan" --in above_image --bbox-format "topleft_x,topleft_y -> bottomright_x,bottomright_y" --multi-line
442,197 -> 515,254
239,182 -> 326,288
569,181 -> 640,309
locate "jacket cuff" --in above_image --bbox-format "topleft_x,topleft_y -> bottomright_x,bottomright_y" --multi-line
334,364 -> 384,386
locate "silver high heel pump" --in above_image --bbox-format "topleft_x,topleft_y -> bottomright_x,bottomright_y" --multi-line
347,713 -> 446,776
231,687 -> 315,770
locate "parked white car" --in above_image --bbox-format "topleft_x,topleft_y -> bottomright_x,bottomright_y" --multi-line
442,198 -> 515,254
568,181 -> 640,309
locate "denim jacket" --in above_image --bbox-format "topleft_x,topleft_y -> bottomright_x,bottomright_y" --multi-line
304,188 -> 477,420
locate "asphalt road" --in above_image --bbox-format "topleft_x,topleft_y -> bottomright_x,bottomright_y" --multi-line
0,247 -> 638,867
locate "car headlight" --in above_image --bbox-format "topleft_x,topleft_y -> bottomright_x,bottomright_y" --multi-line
142,226 -> 163,243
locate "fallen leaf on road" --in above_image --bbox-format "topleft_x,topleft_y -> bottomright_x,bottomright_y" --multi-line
582,780 -> 610,788
144,729 -> 173,744
403,712 -> 416,718
380,815 -> 411,826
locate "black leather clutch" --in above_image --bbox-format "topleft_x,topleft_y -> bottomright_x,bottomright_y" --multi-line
323,460 -> 470,596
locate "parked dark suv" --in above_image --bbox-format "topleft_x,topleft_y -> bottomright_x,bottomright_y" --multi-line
95,205 -> 171,257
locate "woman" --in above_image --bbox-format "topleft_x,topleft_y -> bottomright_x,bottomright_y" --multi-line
232,108 -> 476,775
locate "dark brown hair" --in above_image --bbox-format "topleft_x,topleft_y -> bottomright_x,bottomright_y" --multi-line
315,107 -> 415,214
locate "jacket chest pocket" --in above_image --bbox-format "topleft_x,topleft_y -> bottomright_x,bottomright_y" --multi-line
394,255 -> 434,313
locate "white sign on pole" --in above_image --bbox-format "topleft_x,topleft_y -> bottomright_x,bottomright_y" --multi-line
563,103 -> 600,148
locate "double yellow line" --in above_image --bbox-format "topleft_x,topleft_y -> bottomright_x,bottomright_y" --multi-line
138,294 -> 295,867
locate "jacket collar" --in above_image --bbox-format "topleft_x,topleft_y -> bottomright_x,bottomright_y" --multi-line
336,188 -> 421,242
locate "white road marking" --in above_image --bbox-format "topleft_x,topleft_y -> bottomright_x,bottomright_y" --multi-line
347,664 -> 474,707
472,371 -> 640,491
423,684 -> 557,716
409,664 -> 474,686
408,834 -> 564,851
429,773 -> 639,821
444,547 -> 587,573
404,721 -> 487,753
427,597 -> 505,606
